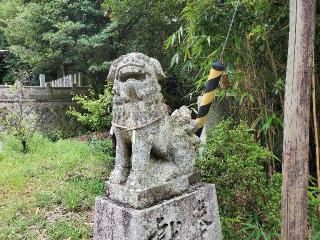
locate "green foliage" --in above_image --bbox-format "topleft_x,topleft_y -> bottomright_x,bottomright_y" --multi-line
198,119 -> 281,238
239,215 -> 280,240
0,133 -> 112,239
0,0 -> 21,49
0,0 -> 34,84
2,0 -> 114,82
68,86 -> 113,132
0,72 -> 37,153
47,219 -> 89,239
167,0 -> 289,157
105,0 -> 184,63
308,181 -> 320,239
103,0 -> 190,108
0,1 -> 318,238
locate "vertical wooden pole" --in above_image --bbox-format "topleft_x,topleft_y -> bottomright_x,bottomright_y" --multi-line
312,57 -> 320,194
281,0 -> 316,239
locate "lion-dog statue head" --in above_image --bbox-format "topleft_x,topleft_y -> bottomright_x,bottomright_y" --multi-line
107,52 -> 168,129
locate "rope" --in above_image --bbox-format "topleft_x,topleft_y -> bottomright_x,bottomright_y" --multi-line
219,0 -> 241,61
112,107 -> 169,131
196,62 -> 225,136
195,1 -> 240,137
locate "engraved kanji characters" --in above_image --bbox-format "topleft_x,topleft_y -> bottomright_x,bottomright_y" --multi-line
193,198 -> 213,239
148,217 -> 182,240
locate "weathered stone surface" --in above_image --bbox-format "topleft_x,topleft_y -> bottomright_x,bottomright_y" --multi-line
94,183 -> 221,240
107,53 -> 200,208
106,172 -> 201,209
94,53 -> 222,240
205,98 -> 233,129
0,84 -> 89,136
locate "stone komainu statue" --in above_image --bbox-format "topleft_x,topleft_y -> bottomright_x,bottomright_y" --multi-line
94,53 -> 222,240
107,53 -> 200,208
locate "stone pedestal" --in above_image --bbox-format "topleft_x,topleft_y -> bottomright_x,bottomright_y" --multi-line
106,172 -> 200,209
94,184 -> 221,240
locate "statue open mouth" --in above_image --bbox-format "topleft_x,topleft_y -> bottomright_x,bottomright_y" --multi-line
119,71 -> 146,82
118,64 -> 147,82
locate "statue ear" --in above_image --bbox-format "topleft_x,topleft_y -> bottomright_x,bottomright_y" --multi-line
107,64 -> 117,82
107,56 -> 125,82
150,58 -> 166,80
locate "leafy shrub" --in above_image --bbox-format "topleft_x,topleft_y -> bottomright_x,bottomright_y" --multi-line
308,181 -> 320,239
197,119 -> 281,238
68,86 -> 113,132
0,73 -> 37,153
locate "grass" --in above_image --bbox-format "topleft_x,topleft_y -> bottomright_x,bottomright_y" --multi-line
0,133 -> 112,240
0,131 -> 319,240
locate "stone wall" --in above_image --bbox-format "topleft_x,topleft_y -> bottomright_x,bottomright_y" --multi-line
0,84 -> 88,101
0,85 -> 89,138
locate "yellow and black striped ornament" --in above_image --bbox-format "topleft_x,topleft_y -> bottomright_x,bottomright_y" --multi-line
196,61 -> 225,137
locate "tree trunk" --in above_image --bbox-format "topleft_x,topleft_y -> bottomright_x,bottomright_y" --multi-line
312,58 -> 320,193
21,139 -> 28,154
281,0 -> 316,239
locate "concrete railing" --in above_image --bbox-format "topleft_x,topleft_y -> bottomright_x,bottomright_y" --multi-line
39,73 -> 84,88
47,73 -> 84,88
0,72 -> 89,136
0,73 -> 88,103
0,86 -> 89,104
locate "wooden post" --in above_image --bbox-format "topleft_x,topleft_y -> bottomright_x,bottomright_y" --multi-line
281,0 -> 316,239
312,58 -> 320,196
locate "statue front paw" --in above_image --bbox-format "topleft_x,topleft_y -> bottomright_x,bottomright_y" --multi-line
109,167 -> 129,184
126,171 -> 145,189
